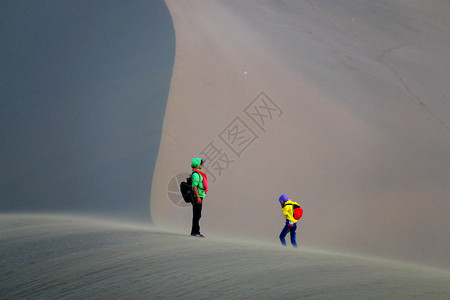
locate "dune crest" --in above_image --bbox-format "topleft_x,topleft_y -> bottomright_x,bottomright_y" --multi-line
1,214 -> 449,298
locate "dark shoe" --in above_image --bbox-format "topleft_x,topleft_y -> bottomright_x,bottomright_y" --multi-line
191,233 -> 205,238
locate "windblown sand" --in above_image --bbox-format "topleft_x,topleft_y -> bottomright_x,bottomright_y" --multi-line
1,214 -> 449,299
2,0 -> 449,298
151,0 -> 450,270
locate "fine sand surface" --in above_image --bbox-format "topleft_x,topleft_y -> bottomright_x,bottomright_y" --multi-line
1,214 -> 449,299
151,0 -> 450,270
0,0 -> 174,219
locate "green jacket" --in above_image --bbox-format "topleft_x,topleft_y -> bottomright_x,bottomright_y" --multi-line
191,172 -> 205,198
191,158 -> 206,198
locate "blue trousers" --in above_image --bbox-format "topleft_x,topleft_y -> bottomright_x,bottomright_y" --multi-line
279,220 -> 297,247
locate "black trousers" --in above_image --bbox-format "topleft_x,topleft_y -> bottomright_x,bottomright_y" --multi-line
191,199 -> 203,235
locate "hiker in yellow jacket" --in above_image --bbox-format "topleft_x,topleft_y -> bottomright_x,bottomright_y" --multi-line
279,194 -> 302,247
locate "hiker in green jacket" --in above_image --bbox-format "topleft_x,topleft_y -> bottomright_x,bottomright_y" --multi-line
190,158 -> 208,237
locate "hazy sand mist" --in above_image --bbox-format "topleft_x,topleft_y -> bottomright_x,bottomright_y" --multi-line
1,214 -> 449,299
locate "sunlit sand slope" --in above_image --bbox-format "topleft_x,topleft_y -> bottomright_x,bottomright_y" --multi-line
150,0 -> 450,269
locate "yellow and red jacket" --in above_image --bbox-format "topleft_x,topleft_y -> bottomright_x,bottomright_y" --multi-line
282,200 -> 300,223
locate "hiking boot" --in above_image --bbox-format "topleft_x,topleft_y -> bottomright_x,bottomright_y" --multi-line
191,233 -> 205,238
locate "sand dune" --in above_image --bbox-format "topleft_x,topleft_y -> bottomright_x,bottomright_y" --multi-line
151,0 -> 450,269
1,214 -> 449,299
2,1 -> 449,298
0,0 -> 174,219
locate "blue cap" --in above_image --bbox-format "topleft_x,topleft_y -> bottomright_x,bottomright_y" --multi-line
279,194 -> 289,203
